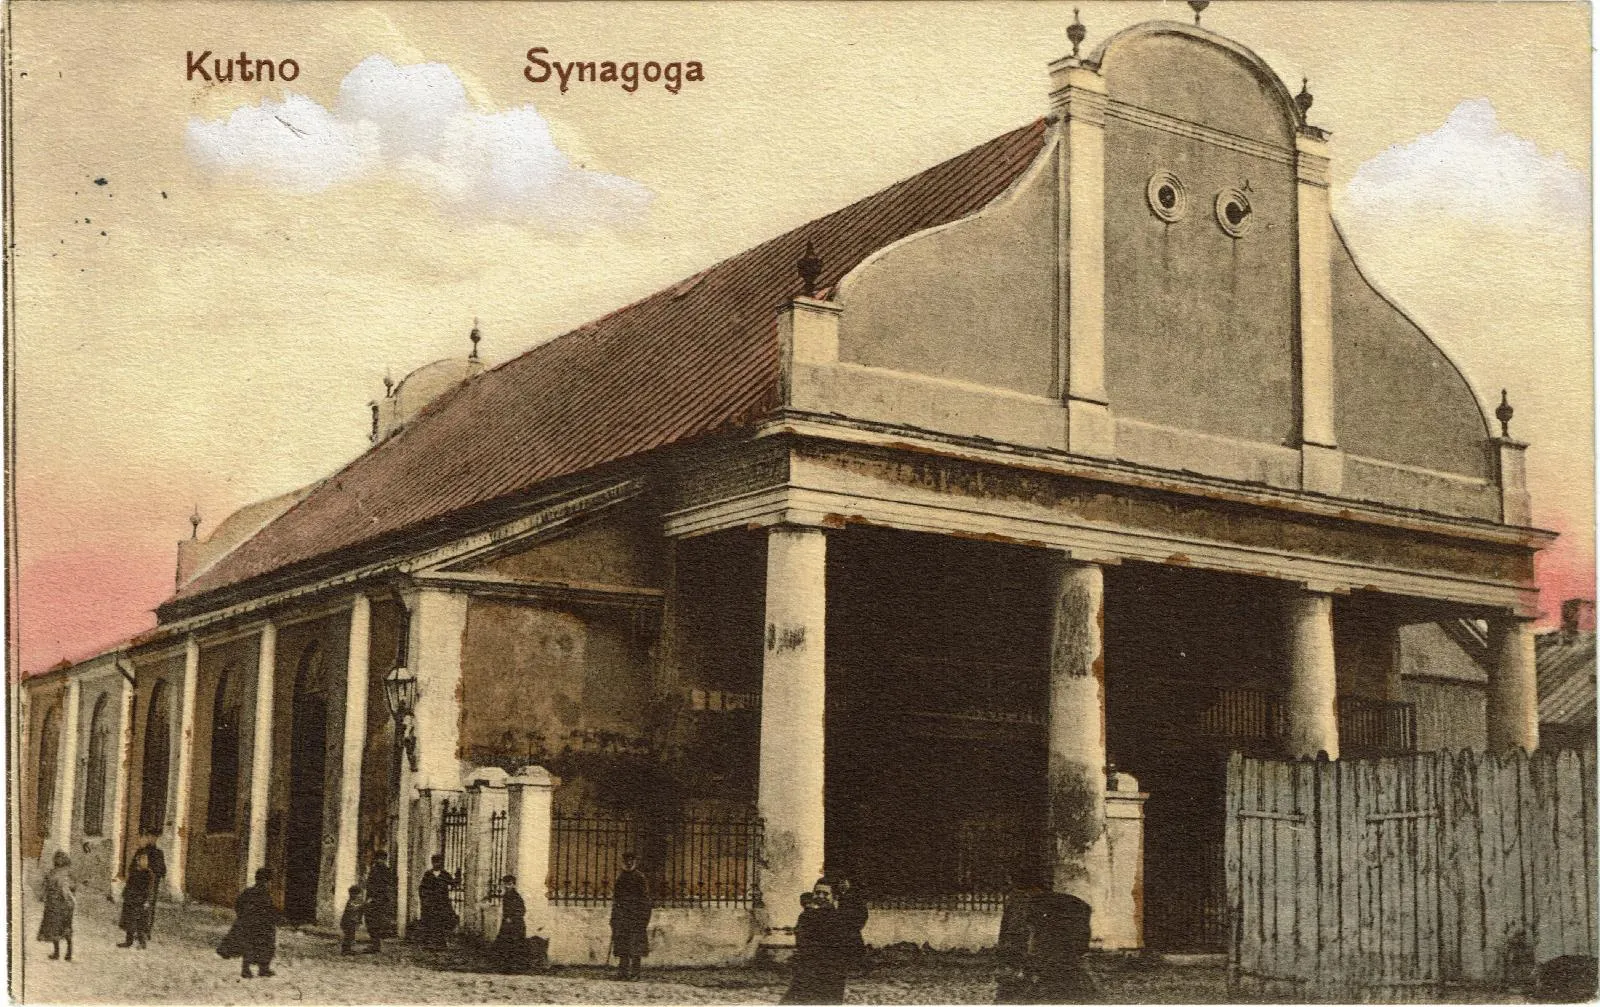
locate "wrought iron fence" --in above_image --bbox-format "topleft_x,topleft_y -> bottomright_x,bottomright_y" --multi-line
863,817 -> 1043,912
437,797 -> 469,919
483,809 -> 509,903
549,810 -> 763,907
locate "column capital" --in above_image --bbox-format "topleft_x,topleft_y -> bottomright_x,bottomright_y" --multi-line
507,766 -> 558,790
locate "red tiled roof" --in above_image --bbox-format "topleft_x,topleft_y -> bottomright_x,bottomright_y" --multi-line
168,119 -> 1050,610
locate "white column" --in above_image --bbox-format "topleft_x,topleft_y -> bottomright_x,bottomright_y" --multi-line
332,595 -> 372,903
757,526 -> 828,934
108,668 -> 136,883
1295,131 -> 1342,495
405,589 -> 469,793
1046,557 -> 1108,907
246,623 -> 277,876
1285,591 -> 1340,759
53,677 -> 82,858
167,636 -> 201,900
1486,617 -> 1539,752
507,767 -> 557,941
1048,56 -> 1114,457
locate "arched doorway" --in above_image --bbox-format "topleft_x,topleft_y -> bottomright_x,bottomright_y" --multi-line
284,643 -> 328,923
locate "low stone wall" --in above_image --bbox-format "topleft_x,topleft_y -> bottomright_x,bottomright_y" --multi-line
542,904 -> 763,966
862,908 -> 1003,951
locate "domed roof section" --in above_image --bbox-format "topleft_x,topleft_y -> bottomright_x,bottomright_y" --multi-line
371,331 -> 486,444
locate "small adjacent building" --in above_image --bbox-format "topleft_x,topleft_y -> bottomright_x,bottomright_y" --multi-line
19,17 -> 1557,959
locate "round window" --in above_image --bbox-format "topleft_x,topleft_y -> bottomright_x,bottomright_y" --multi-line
1146,171 -> 1188,223
1214,188 -> 1254,237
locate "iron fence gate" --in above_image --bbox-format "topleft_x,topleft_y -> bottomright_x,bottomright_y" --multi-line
437,796 -> 470,921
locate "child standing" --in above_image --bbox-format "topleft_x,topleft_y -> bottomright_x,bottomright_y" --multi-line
37,851 -> 75,962
339,886 -> 365,955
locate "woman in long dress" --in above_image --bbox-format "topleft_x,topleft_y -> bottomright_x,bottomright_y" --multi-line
488,876 -> 530,973
37,851 -> 76,962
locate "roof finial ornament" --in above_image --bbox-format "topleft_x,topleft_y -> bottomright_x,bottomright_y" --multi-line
1496,389 -> 1514,438
1295,77 -> 1314,118
1188,0 -> 1209,24
383,369 -> 394,397
469,318 -> 481,361
797,240 -> 822,298
1067,8 -> 1087,58
189,505 -> 201,541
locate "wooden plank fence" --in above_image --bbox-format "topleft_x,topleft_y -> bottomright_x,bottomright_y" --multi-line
1227,747 -> 1596,1001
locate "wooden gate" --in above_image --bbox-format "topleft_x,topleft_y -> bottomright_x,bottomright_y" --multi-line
1227,748 -> 1596,1000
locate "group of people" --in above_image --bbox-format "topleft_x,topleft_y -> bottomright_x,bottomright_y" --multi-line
34,839 -> 168,964
782,877 -> 869,1004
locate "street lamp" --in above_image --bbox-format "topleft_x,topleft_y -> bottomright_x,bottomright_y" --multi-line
383,665 -> 419,773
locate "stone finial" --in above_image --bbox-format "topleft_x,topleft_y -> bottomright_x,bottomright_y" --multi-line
189,505 -> 201,540
797,240 -> 822,298
1295,78 -> 1314,118
1067,8 -> 1087,58
469,318 -> 481,361
383,370 -> 395,397
1496,389 -> 1514,438
1188,0 -> 1210,25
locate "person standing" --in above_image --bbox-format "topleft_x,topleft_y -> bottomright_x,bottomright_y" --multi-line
363,852 -> 397,952
131,839 -> 166,939
118,849 -> 157,949
783,881 -> 849,1004
609,852 -> 652,980
418,854 -> 458,948
221,867 -> 280,979
339,886 -> 366,955
834,877 -> 869,976
37,851 -> 75,962
488,875 -> 530,974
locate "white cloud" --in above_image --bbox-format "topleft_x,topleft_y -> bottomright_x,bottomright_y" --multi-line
185,55 -> 650,227
1343,98 -> 1588,228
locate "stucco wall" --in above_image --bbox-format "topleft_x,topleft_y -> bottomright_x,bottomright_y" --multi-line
546,904 -> 763,965
185,635 -> 258,908
460,600 -> 653,766
1098,28 -> 1296,147
1331,230 -> 1492,479
473,501 -> 665,588
266,614 -> 352,924
20,679 -> 67,860
1403,678 -> 1488,753
837,144 -> 1057,398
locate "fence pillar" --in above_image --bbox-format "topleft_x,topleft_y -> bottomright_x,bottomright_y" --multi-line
507,767 -> 557,942
1100,771 -> 1148,950
1046,555 -> 1109,918
1285,590 -> 1340,759
1486,617 -> 1539,752
758,525 -> 829,935
464,768 -> 508,937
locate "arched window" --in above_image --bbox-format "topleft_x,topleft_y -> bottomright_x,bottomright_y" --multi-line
206,667 -> 242,833
36,705 -> 61,840
83,695 -> 112,837
139,681 -> 172,837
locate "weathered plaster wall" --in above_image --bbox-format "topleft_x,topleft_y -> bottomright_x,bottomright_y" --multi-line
546,904 -> 762,965
123,653 -> 184,888
266,614 -> 351,923
460,601 -> 653,766
471,501 -> 664,588
1403,678 -> 1488,752
185,635 -> 258,908
69,676 -> 129,892
1101,120 -> 1297,446
837,144 -> 1057,397
1331,230 -> 1492,480
1098,29 -> 1296,147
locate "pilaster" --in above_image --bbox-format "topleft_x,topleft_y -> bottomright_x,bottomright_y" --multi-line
168,635 -> 201,900
402,588 -> 469,793
1296,130 -> 1341,494
1049,57 -> 1114,458
332,595 -> 372,906
246,622 -> 276,876
54,677 -> 82,859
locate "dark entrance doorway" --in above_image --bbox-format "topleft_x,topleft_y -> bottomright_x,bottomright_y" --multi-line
284,643 -> 328,924
826,528 -> 1050,906
1104,562 -> 1286,951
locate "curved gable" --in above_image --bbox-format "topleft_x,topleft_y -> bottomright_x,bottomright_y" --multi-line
1331,225 -> 1492,479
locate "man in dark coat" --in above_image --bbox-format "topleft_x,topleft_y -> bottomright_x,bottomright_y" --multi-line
221,868 -> 279,979
833,878 -> 869,976
418,854 -> 458,949
363,852 -> 397,952
783,882 -> 849,1004
118,849 -> 157,949
995,886 -> 1098,1004
609,852 -> 652,980
129,839 -> 166,940
488,875 -> 531,974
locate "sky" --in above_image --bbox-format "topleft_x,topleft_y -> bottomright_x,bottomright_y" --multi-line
7,1 -> 1594,674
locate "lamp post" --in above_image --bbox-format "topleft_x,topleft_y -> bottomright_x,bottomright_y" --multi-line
382,664 -> 419,775
381,661 -> 418,938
